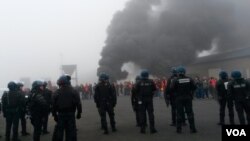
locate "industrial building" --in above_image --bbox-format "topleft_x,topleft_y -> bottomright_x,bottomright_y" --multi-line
187,47 -> 250,79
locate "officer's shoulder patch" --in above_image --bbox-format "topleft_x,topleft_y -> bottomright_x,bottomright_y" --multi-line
178,78 -> 190,84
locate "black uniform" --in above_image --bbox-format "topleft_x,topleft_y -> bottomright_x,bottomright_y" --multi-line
94,81 -> 117,134
131,84 -> 140,126
42,88 -> 52,133
171,75 -> 197,133
228,78 -> 250,125
93,83 -> 104,130
19,91 -> 29,135
165,75 -> 186,126
216,79 -> 234,125
135,78 -> 157,133
28,89 -> 49,141
2,90 -> 24,141
52,85 -> 82,141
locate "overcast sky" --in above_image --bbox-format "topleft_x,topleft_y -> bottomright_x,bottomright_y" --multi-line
0,0 -> 129,87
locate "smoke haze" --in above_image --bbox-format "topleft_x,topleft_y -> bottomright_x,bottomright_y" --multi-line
98,0 -> 250,80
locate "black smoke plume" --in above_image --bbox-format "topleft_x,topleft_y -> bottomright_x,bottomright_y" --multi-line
98,0 -> 250,80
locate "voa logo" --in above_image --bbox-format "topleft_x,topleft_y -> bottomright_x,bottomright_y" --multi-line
226,129 -> 246,136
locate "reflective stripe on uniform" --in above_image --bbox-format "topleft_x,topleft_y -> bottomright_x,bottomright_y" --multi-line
178,78 -> 190,84
140,82 -> 151,86
233,84 -> 246,88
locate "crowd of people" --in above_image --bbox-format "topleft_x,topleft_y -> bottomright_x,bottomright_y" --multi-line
0,66 -> 250,141
76,77 -> 219,101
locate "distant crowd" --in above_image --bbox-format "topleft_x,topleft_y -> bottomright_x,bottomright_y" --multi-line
70,76 -> 218,101
15,76 -> 219,101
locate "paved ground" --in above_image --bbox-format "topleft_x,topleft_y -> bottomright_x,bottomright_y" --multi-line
0,96 -> 236,141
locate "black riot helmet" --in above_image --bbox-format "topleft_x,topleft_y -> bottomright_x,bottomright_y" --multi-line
8,81 -> 18,91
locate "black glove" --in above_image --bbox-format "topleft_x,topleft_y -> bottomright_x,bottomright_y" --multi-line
54,115 -> 58,122
76,113 -> 81,119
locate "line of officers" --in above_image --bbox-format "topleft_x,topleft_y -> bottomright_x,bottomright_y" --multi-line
1,66 -> 250,141
94,66 -> 198,135
216,71 -> 250,126
131,66 -> 197,134
1,75 -> 82,141
130,66 -> 250,135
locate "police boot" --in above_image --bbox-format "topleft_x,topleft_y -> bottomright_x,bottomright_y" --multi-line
150,128 -> 157,134
103,127 -> 109,135
176,120 -> 182,134
189,120 -> 197,133
176,128 -> 182,134
103,130 -> 109,135
21,132 -> 30,136
112,126 -> 117,132
140,127 -> 146,134
190,128 -> 197,133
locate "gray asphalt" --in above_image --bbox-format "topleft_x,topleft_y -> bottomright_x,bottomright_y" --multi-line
0,96 -> 232,141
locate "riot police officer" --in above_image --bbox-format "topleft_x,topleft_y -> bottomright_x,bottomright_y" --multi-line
41,81 -> 52,134
228,71 -> 250,125
93,80 -> 104,130
28,80 -> 49,141
2,81 -> 24,141
216,71 -> 234,125
52,75 -> 82,141
94,73 -> 117,134
171,66 -> 197,133
131,76 -> 141,127
17,82 -> 30,136
165,67 -> 186,126
135,70 -> 157,134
